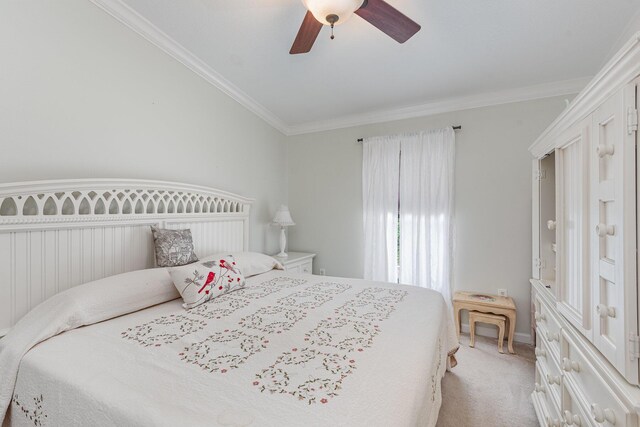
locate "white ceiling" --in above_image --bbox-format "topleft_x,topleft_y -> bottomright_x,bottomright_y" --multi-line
118,0 -> 640,133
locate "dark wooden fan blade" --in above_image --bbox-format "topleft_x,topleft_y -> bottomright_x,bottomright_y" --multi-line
290,11 -> 323,54
355,0 -> 420,43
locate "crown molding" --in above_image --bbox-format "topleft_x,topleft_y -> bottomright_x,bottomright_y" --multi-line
89,0 -> 289,135
286,77 -> 590,135
529,32 -> 640,158
89,0 -> 591,138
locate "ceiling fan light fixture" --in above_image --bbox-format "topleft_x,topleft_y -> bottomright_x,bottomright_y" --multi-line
302,0 -> 365,26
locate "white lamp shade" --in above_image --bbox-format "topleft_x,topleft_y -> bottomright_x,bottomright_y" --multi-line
272,205 -> 295,227
302,0 -> 365,25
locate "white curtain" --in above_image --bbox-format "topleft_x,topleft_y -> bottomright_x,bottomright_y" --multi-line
362,136 -> 400,283
399,128 -> 455,303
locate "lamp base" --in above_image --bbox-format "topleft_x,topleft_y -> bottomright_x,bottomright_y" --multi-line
278,227 -> 288,258
276,252 -> 288,258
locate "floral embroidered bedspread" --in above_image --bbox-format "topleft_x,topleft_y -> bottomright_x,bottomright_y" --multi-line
5,271 -> 457,427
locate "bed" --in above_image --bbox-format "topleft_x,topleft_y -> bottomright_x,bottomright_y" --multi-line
0,179 -> 458,427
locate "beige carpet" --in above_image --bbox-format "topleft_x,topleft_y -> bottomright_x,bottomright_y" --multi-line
436,334 -> 538,427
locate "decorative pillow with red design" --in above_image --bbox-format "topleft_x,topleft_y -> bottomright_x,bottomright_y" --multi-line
168,255 -> 246,309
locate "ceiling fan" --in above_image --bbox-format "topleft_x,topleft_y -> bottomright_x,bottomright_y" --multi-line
290,0 -> 421,54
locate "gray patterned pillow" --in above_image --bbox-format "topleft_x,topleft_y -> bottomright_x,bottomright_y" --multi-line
151,226 -> 199,267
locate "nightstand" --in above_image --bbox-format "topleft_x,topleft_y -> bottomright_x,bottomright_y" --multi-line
273,252 -> 316,274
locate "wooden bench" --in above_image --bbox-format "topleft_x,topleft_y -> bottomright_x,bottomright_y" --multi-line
453,291 -> 516,354
469,311 -> 507,353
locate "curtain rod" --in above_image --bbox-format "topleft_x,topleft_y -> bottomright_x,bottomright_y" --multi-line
357,126 -> 461,143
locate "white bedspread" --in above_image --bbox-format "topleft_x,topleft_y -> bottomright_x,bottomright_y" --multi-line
1,270 -> 458,427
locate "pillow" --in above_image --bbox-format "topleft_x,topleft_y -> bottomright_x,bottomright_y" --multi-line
201,252 -> 283,277
169,255 -> 246,309
150,226 -> 198,267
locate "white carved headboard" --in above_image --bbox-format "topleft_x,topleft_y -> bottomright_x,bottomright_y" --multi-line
0,179 -> 253,336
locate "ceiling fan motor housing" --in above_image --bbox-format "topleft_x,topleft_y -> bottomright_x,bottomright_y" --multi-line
291,0 -> 421,54
326,14 -> 339,25
302,0 -> 365,25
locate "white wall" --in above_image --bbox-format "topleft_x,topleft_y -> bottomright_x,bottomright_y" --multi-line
605,8 -> 640,65
0,0 -> 287,253
0,0 -> 579,341
286,96 -> 572,341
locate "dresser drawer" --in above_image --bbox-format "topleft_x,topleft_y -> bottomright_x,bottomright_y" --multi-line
535,361 -> 561,425
299,261 -> 312,274
535,295 -> 563,361
283,260 -> 313,274
562,378 -> 596,427
561,330 -> 635,427
286,264 -> 302,273
546,400 -> 564,427
537,338 -> 562,407
535,360 -> 568,427
536,359 -> 562,416
532,389 -> 550,427
277,253 -> 315,275
545,378 -> 564,427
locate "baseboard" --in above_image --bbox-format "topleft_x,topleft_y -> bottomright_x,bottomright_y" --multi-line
460,323 -> 533,345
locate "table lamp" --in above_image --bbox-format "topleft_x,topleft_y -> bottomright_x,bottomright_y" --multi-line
272,205 -> 295,257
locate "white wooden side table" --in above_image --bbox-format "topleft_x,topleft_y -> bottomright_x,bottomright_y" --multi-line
272,252 -> 315,274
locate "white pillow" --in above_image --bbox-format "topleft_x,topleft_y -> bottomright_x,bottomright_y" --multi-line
201,252 -> 283,278
169,255 -> 246,309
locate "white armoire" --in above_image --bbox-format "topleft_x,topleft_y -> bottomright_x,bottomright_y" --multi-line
531,33 -> 640,427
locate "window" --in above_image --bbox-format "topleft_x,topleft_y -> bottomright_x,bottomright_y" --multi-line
362,128 -> 455,302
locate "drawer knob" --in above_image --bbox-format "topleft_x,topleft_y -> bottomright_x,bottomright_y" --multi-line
547,220 -> 557,230
596,144 -> 615,157
562,357 -> 581,373
534,382 -> 546,393
596,304 -> 616,319
596,223 -> 615,237
564,410 -> 582,426
546,416 -> 562,427
591,404 -> 616,425
546,331 -> 560,342
535,312 -> 546,322
546,373 -> 561,385
535,348 -> 546,358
